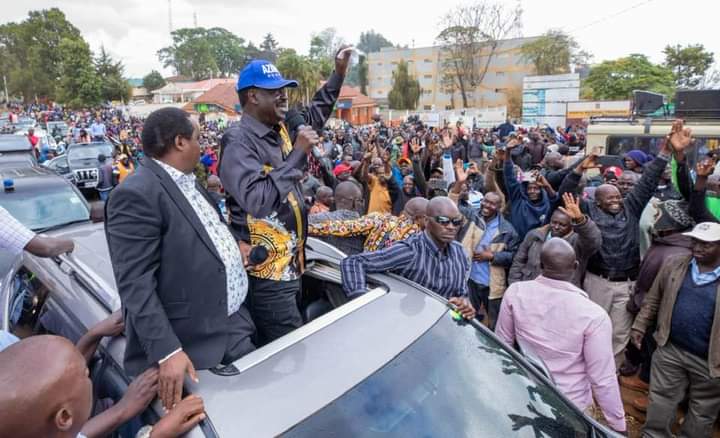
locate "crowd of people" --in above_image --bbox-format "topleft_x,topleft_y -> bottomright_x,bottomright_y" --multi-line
1,46 -> 720,438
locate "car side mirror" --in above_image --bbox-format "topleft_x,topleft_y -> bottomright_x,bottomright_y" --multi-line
90,202 -> 105,223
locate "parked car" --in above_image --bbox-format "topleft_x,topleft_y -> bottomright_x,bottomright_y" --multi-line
44,121 -> 70,141
0,228 -> 618,438
63,141 -> 114,190
0,134 -> 36,169
0,165 -> 92,275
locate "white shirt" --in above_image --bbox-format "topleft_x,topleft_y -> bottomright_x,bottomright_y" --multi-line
153,160 -> 248,315
0,206 -> 35,254
89,121 -> 106,137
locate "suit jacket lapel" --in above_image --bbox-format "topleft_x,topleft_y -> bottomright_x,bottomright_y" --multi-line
142,158 -> 223,263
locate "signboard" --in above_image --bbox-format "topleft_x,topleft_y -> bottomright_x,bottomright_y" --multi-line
566,100 -> 631,123
336,99 -> 353,109
522,73 -> 579,127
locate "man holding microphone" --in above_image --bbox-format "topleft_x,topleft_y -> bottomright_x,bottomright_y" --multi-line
220,47 -> 352,345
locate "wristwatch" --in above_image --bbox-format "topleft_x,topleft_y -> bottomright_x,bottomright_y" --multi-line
136,425 -> 153,438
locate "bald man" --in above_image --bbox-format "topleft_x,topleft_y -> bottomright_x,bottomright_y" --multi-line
559,120 -> 694,367
0,335 -> 206,438
495,238 -> 626,433
309,195 -> 429,254
341,197 -> 475,319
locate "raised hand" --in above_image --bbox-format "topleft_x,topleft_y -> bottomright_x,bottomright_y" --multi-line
558,192 -> 584,222
454,159 -> 469,183
442,130 -> 454,150
697,157 -> 716,177
575,154 -> 601,173
410,137 -> 422,155
667,119 -> 693,152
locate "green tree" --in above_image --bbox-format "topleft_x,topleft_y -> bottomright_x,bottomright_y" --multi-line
142,70 -> 166,91
158,27 -> 246,80
520,30 -> 590,75
388,60 -> 421,110
0,8 -> 84,101
583,54 -> 676,100
357,30 -> 394,54
357,55 -> 369,95
259,33 -> 279,62
57,38 -> 101,107
663,43 -> 715,89
275,48 -> 321,107
95,46 -> 131,102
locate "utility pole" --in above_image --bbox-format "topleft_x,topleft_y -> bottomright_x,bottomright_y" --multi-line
3,75 -> 8,104
168,0 -> 173,35
193,11 -> 198,28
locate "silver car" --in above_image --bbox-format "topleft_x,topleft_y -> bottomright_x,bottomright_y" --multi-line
0,224 -> 618,437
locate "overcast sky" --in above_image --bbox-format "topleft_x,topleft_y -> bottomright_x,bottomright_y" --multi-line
4,0 -> 717,78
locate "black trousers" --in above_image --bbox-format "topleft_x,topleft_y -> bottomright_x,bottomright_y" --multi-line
221,305 -> 257,365
247,277 -> 303,346
467,279 -> 501,329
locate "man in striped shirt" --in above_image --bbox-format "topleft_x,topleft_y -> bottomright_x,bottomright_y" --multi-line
341,197 -> 475,319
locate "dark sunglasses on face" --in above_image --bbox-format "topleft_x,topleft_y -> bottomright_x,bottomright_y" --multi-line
432,215 -> 464,227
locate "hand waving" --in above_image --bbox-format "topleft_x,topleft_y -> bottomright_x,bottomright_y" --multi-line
558,192 -> 584,222
697,157 -> 716,177
667,119 -> 693,153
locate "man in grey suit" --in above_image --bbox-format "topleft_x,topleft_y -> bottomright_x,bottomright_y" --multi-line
106,107 -> 255,411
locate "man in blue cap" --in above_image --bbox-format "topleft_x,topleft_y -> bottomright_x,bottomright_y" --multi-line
220,47 -> 352,345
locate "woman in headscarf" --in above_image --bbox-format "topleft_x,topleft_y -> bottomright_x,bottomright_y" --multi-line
623,149 -> 651,174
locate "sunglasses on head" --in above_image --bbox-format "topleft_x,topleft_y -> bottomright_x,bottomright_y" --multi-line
431,215 -> 464,227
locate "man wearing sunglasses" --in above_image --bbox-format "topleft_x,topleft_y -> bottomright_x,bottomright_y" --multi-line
220,48 -> 352,345
341,197 -> 475,319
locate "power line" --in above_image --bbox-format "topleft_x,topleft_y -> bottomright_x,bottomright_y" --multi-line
564,0 -> 655,34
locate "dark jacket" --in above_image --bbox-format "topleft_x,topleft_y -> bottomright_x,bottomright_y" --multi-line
633,254 -> 720,377
559,153 -> 669,276
105,158 -> 237,375
508,217 -> 602,287
219,72 -> 342,281
629,233 -> 693,314
503,158 -> 557,239
477,215 -> 520,299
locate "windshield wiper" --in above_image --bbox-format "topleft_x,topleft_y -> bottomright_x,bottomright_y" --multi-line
35,218 -> 91,233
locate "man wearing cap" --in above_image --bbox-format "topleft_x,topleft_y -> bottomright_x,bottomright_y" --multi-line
631,222 -> 720,438
220,49 -> 352,345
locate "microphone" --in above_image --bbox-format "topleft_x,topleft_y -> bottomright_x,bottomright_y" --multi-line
248,245 -> 269,266
285,109 -> 323,160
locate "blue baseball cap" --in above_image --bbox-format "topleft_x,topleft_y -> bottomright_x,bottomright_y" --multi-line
236,60 -> 298,91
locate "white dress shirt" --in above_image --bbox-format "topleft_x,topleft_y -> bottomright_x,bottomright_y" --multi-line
154,159 -> 248,315
0,206 -> 35,254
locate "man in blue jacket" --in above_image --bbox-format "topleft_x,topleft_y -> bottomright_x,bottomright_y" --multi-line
499,139 -> 558,240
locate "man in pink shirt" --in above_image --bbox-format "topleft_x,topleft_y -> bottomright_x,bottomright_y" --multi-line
496,238 -> 626,434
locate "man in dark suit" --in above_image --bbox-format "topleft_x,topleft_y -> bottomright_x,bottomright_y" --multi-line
106,107 -> 255,411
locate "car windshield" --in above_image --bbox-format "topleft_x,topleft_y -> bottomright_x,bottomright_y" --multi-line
1,184 -> 90,231
286,314 -> 597,438
68,143 -> 113,160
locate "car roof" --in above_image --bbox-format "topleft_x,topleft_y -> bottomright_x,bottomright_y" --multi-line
0,134 -> 31,152
0,166 -> 67,186
194,279 -> 447,437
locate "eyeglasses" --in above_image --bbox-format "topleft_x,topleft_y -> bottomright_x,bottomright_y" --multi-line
431,215 -> 464,227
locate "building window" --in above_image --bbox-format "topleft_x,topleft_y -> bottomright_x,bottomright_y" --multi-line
496,71 -> 505,77
423,90 -> 432,95
423,74 -> 432,79
424,105 -> 432,110
377,62 -> 383,66
424,59 -> 432,63
391,61 -> 398,65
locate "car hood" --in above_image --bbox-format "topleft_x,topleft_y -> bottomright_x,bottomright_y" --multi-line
68,157 -> 100,169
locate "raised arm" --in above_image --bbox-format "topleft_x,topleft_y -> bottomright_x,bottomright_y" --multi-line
689,157 -> 719,224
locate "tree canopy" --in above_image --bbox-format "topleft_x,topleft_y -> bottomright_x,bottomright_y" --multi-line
142,70 -> 166,92
583,54 -> 676,100
158,27 -> 247,80
388,60 -> 421,110
520,30 -> 590,76
357,30 -> 394,54
663,43 -> 715,89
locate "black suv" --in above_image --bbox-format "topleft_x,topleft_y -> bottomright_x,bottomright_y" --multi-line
59,142 -> 114,190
